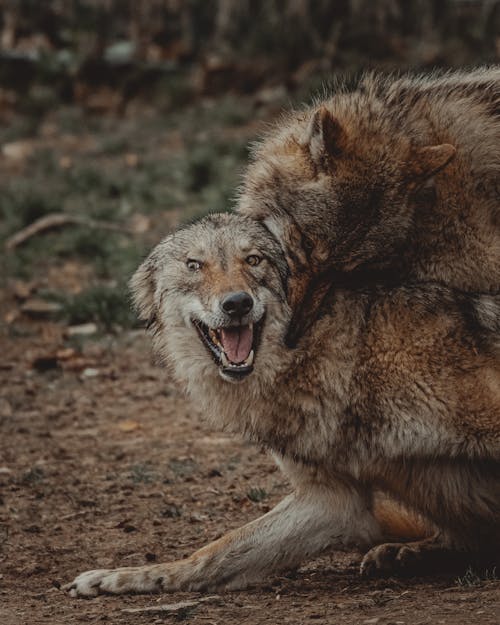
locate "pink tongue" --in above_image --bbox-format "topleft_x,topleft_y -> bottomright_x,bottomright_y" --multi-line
220,326 -> 253,364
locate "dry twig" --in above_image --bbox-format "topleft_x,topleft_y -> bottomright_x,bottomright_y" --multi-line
5,212 -> 132,251
122,595 -> 221,614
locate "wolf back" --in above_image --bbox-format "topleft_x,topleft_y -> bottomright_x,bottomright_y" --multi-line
237,67 -> 500,344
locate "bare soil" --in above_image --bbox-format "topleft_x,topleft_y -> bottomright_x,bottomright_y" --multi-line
1,316 -> 499,625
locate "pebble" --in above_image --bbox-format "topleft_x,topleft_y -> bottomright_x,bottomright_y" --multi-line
66,323 -> 97,337
81,367 -> 99,378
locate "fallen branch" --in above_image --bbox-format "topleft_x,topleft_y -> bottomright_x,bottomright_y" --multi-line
5,212 -> 133,251
122,595 -> 221,615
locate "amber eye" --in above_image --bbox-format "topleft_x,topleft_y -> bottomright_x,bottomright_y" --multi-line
186,259 -> 202,271
246,254 -> 262,267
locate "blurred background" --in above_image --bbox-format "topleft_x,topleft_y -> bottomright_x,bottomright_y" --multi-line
0,0 -> 499,334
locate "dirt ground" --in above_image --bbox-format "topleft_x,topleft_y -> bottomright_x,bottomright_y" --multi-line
1,312 -> 499,625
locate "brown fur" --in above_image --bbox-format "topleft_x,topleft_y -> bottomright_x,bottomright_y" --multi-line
66,214 -> 499,597
237,67 -> 500,344
373,496 -> 429,543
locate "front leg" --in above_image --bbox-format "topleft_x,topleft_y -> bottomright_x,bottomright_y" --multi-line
65,481 -> 381,597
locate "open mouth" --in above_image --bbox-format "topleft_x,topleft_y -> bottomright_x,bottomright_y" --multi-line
192,319 -> 263,381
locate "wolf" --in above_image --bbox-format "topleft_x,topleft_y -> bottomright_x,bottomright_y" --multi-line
65,213 -> 500,597
237,67 -> 500,345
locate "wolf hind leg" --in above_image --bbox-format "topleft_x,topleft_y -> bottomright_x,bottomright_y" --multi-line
360,532 -> 484,577
65,481 -> 382,597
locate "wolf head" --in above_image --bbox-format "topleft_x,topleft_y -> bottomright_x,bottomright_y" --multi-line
237,91 -> 455,345
130,213 -> 290,386
237,97 -> 455,277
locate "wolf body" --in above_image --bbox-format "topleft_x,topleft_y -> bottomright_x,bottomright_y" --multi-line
66,214 -> 500,597
237,67 -> 500,344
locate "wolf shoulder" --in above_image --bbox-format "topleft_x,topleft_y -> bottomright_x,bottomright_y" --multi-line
342,284 -> 500,447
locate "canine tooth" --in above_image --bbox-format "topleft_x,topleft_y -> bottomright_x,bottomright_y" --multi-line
220,351 -> 229,367
245,350 -> 254,366
209,328 -> 222,347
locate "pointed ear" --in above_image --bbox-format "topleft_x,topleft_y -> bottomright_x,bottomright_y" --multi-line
129,258 -> 158,324
301,106 -> 346,165
408,144 -> 456,181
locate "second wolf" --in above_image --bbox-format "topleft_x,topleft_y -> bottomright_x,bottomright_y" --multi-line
237,67 -> 500,344
66,214 -> 500,597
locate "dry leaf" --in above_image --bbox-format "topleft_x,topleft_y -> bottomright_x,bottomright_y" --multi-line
118,419 -> 141,432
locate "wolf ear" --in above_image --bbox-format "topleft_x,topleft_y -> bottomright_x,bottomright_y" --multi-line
407,144 -> 456,181
301,106 -> 346,165
130,259 -> 158,324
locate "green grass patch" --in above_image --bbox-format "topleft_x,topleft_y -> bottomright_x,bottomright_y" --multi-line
1,93 -> 259,331
247,487 -> 268,503
456,566 -> 498,587
56,283 -> 137,330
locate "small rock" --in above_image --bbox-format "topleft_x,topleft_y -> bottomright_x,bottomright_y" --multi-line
104,40 -> 136,63
161,504 -> 182,518
81,367 -> 99,378
189,512 -> 207,523
2,140 -> 34,161
65,323 -> 97,337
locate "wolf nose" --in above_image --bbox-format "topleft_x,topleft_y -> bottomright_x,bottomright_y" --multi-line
221,291 -> 253,317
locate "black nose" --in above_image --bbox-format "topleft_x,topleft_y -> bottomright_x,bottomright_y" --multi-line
221,291 -> 253,318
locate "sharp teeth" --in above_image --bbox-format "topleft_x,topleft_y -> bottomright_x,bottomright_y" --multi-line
220,350 -> 255,369
209,328 -> 222,347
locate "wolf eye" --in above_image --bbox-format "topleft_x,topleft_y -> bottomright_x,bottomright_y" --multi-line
186,259 -> 202,271
246,254 -> 262,267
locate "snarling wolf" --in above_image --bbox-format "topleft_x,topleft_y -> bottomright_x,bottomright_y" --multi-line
66,214 -> 500,597
237,67 -> 500,345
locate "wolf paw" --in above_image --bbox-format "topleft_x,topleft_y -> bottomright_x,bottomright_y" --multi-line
63,566 -> 163,597
360,542 -> 423,577
64,569 -> 117,597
